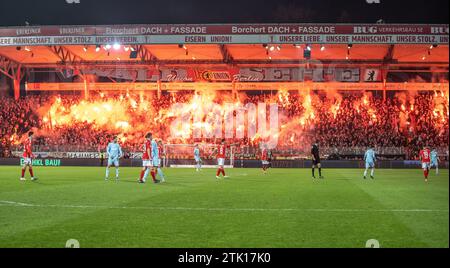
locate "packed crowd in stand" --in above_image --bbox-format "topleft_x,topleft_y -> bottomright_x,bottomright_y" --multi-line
0,90 -> 448,160
0,97 -> 41,157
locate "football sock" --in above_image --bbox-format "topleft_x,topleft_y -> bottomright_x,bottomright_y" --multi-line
157,168 -> 165,180
106,168 -> 110,178
319,168 -> 322,177
371,169 -> 374,177
216,169 -> 221,176
140,169 -> 146,181
150,170 -> 156,182
21,168 -> 25,178
115,168 -> 119,178
312,168 -> 315,177
144,168 -> 151,180
221,168 -> 226,176
364,169 -> 368,177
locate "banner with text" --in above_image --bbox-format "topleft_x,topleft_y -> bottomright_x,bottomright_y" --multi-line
0,24 -> 448,46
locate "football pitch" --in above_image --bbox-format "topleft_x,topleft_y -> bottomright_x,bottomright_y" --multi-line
0,166 -> 448,248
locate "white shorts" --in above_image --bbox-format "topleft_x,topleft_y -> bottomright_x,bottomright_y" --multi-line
365,162 -> 375,169
107,157 -> 119,167
262,160 -> 270,165
422,162 -> 430,170
143,160 -> 153,167
23,158 -> 32,166
217,158 -> 225,166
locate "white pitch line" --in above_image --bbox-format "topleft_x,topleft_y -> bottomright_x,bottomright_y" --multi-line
0,201 -> 447,213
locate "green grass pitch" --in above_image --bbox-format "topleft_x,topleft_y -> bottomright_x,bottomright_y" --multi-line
0,166 -> 448,248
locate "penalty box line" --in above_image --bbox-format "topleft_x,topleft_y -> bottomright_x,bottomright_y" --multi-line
0,201 -> 448,213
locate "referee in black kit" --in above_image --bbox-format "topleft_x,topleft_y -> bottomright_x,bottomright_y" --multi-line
311,140 -> 324,179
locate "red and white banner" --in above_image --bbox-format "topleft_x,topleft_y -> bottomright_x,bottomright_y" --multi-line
0,34 -> 447,46
159,67 -> 361,82
235,68 -> 356,82
36,67 -> 439,83
0,24 -> 448,37
0,24 -> 448,46
82,69 -> 159,81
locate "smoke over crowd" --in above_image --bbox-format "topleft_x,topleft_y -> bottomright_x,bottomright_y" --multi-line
0,88 -> 448,159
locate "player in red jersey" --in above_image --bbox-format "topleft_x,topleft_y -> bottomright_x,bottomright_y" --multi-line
20,131 -> 38,181
261,144 -> 270,175
138,133 -> 159,184
419,146 -> 431,182
210,139 -> 238,179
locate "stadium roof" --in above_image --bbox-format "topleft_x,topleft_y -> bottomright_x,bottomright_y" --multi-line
0,23 -> 448,97
0,23 -> 448,68
0,44 -> 448,68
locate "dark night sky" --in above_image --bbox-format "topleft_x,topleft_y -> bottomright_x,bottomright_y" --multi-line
0,0 -> 448,26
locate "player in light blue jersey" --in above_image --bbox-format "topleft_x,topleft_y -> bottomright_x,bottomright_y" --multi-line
143,138 -> 165,183
364,146 -> 376,179
105,136 -> 123,181
142,138 -> 159,183
156,140 -> 166,182
430,149 -> 440,175
194,144 -> 202,172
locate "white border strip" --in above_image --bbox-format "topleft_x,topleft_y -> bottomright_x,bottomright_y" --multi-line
0,201 -> 447,213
